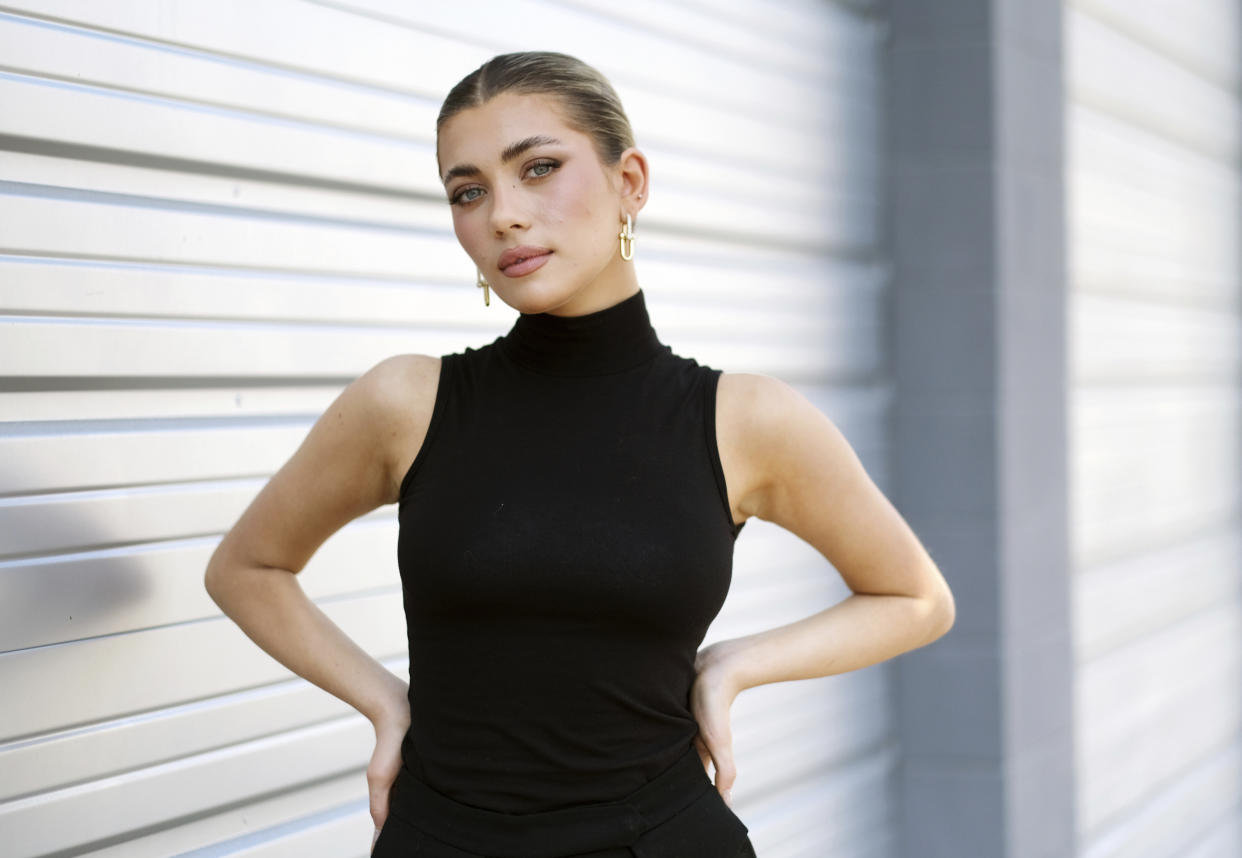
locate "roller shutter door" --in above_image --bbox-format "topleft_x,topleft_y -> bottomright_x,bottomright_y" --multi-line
0,2 -> 892,855
1067,1 -> 1242,856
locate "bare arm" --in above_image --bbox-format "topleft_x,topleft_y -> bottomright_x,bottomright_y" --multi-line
691,372 -> 955,801
203,353 -> 439,833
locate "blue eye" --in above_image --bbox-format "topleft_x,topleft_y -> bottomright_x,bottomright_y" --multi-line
526,159 -> 559,178
450,186 -> 484,206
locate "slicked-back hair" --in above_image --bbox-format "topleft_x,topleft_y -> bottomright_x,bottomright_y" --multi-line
437,52 -> 636,167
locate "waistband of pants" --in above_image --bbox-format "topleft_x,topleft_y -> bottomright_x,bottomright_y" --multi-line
387,744 -> 712,857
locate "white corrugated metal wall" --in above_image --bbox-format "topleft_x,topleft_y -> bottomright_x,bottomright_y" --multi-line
1068,0 -> 1242,856
0,2 -> 893,856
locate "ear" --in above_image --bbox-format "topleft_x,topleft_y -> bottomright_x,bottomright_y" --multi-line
616,146 -> 649,219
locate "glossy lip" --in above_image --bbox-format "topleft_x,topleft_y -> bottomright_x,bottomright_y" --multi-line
498,245 -> 553,277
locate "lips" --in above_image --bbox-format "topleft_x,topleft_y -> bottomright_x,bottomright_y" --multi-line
498,245 -> 553,277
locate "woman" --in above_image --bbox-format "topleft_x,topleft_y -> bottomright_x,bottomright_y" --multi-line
205,51 -> 955,857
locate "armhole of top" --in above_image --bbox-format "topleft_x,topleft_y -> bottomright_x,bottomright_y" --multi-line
703,368 -> 744,538
397,354 -> 452,506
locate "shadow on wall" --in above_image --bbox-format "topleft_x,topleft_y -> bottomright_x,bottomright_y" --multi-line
0,418 -> 404,855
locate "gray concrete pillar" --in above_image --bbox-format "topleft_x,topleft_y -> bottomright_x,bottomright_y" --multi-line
884,2 -> 1076,857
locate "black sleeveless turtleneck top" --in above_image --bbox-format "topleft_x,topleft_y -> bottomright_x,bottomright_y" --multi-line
396,289 -> 743,813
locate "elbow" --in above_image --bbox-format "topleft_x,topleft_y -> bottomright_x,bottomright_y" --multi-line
925,579 -> 956,642
203,555 -> 225,608
203,542 -> 237,610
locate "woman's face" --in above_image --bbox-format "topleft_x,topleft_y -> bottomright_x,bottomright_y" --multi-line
437,92 -> 645,317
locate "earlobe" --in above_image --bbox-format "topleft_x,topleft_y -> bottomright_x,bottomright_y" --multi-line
617,146 -> 650,213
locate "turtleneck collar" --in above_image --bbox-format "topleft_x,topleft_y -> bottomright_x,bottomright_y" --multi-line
499,289 -> 666,377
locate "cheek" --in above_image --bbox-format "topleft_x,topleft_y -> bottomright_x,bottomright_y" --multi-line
452,211 -> 484,258
548,166 -> 610,222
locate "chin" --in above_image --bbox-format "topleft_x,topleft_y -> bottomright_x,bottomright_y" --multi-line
496,280 -> 584,316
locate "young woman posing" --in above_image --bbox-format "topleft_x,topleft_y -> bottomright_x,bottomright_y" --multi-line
206,51 -> 955,858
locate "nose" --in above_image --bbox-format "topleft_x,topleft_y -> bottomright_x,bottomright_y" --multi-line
488,184 -> 529,236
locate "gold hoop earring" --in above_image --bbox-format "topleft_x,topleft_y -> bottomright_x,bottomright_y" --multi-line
619,213 -> 635,262
476,270 -> 490,306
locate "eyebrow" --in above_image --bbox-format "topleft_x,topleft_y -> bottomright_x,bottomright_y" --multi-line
442,136 -> 562,184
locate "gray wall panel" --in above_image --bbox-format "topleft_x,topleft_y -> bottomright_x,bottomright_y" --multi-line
1068,0 -> 1242,855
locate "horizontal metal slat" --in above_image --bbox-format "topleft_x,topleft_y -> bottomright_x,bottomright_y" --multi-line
1069,7 -> 1241,162
1074,527 -> 1242,660
0,419 -> 312,495
732,668 -> 890,800
1079,739 -> 1242,858
0,22 -> 853,183
0,591 -> 407,740
1072,105 -> 1237,225
0,516 -> 398,651
1072,171 -> 1235,281
1078,601 -> 1242,760
1074,0 -> 1240,88
0,73 -> 438,197
743,745 -> 896,857
1080,654 -> 1242,835
0,315 -> 470,380
557,0 -> 861,74
1072,235 -> 1238,309
1072,292 -> 1242,384
0,0 -> 478,100
0,190 -> 463,280
0,668 -> 373,802
179,803 -> 373,858
309,0 -> 845,131
1071,383 -> 1240,561
0,386 -> 343,424
679,0 -> 866,58
72,772 -> 368,858
0,713 -> 373,858
1180,813 -> 1242,858
0,11 -> 439,144
0,477 -> 261,557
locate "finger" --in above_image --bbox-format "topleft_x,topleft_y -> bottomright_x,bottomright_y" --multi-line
693,734 -> 712,774
702,737 -> 737,805
368,778 -> 389,831
713,751 -> 737,806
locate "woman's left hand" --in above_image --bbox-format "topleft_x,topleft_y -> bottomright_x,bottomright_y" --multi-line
690,641 -> 744,807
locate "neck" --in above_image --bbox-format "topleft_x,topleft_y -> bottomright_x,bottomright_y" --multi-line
542,257 -> 641,317
500,289 -> 665,377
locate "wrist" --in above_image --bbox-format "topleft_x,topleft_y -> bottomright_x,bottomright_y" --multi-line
697,637 -> 754,699
366,674 -> 411,730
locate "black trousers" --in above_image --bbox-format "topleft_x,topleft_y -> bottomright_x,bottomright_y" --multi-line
372,744 -> 757,858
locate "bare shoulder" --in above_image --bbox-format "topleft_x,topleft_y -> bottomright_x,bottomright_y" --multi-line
351,353 -> 442,501
210,353 -> 440,576
716,371 -> 834,456
715,371 -> 857,523
716,371 -> 805,429
354,353 -> 441,423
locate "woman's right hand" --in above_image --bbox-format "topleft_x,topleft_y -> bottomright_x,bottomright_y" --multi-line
367,689 -> 411,849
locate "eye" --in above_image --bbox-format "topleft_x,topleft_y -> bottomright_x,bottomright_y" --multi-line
525,159 -> 560,179
449,185 -> 485,206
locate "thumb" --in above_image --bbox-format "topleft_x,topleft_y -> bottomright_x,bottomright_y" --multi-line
697,724 -> 736,806
369,783 -> 389,832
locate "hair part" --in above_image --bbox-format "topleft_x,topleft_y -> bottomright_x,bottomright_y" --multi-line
437,52 -> 636,167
